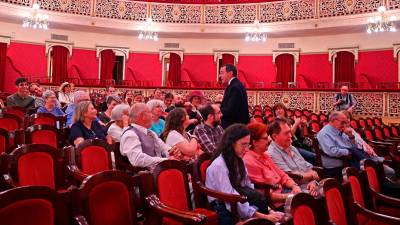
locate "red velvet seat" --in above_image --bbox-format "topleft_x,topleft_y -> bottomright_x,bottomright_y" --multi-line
153,160 -> 218,225
366,118 -> 375,128
320,178 -> 349,225
65,139 -> 113,182
2,106 -> 26,128
350,119 -> 359,130
26,125 -> 60,149
2,144 -> 67,190
373,117 -> 383,127
0,186 -> 69,225
284,192 -> 332,225
0,113 -> 21,131
30,113 -> 66,128
310,113 -> 319,122
343,167 -> 400,224
309,121 -> 322,133
0,128 -> 10,154
359,119 -> 368,129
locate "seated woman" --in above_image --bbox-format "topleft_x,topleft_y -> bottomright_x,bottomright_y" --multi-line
244,123 -> 318,208
122,90 -> 134,106
58,82 -> 73,105
69,101 -> 111,147
107,104 -> 130,142
37,90 -> 65,117
98,95 -> 121,124
146,99 -> 166,136
272,103 -> 316,165
206,124 -> 284,224
161,108 -> 202,162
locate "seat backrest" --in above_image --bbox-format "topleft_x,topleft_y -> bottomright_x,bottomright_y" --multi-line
361,159 -> 381,193
0,186 -> 68,225
358,119 -> 367,128
0,114 -> 21,131
366,118 -> 374,127
390,126 -> 399,137
31,113 -> 57,127
310,114 -> 319,122
363,129 -> 374,141
350,120 -> 358,129
76,139 -> 112,175
8,144 -> 62,189
373,128 -> 384,140
0,128 -> 10,154
153,160 -> 191,212
26,125 -> 59,149
310,121 -> 321,133
285,193 -> 329,225
373,117 -> 382,127
382,126 -> 391,139
78,171 -> 143,225
321,178 -> 348,225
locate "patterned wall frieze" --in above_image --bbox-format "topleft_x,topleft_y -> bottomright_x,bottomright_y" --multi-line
37,0 -> 91,16
388,0 -> 400,9
259,0 -> 315,23
204,4 -> 257,24
150,3 -> 202,23
388,93 -> 400,117
95,0 -> 147,21
0,0 -> 31,6
258,91 -> 315,111
319,0 -> 383,18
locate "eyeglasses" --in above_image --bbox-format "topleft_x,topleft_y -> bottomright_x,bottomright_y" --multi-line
18,83 -> 29,87
238,142 -> 251,149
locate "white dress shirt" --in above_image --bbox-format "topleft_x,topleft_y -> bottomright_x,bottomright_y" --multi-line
120,123 -> 170,169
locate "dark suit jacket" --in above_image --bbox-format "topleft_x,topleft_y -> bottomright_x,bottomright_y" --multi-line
221,78 -> 250,129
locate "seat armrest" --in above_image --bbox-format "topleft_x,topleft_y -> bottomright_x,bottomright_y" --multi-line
67,165 -> 88,182
195,181 -> 247,203
352,202 -> 400,223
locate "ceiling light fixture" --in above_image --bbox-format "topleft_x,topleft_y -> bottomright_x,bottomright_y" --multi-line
366,6 -> 396,34
244,20 -> 267,43
138,18 -> 158,41
22,3 -> 49,30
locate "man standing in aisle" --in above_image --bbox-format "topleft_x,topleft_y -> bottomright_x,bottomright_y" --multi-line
219,64 -> 250,128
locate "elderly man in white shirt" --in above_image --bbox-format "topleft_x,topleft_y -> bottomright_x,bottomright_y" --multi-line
120,103 -> 171,170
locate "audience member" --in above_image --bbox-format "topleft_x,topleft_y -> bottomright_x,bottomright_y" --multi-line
334,85 -> 356,112
0,98 -> 4,109
29,82 -> 45,107
107,104 -> 130,142
100,85 -> 117,111
7,77 -> 34,109
244,123 -> 303,208
219,64 -> 250,128
206,124 -> 284,224
37,90 -> 65,117
98,94 -> 121,124
69,101 -> 110,147
317,111 -> 369,177
133,91 -> 143,104
123,90 -> 134,106
146,99 -> 166,137
193,104 -> 224,153
174,94 -> 184,108
120,103 -> 170,170
214,93 -> 223,108
65,91 -> 91,127
164,92 -> 175,112
153,88 -> 163,100
266,119 -> 319,193
161,108 -> 202,161
58,82 -> 73,105
185,90 -> 204,131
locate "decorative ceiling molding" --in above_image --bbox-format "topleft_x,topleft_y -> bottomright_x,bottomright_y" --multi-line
213,50 -> 239,64
159,49 -> 184,62
272,49 -> 300,64
394,44 -> 400,61
45,40 -> 73,57
0,35 -> 11,46
96,46 -> 130,60
328,47 -> 359,63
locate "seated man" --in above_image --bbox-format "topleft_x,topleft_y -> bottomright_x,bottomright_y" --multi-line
267,118 -> 319,193
6,77 -> 34,109
120,103 -> 171,170
65,91 -> 90,127
193,104 -> 224,153
317,111 -> 369,177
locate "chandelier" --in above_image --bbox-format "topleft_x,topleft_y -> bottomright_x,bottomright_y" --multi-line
244,20 -> 267,42
22,3 -> 49,30
138,18 -> 158,41
366,6 -> 396,33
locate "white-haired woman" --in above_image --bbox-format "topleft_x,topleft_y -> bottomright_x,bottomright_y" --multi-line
37,90 -> 65,117
58,82 -> 73,105
146,99 -> 166,137
108,104 -> 130,142
69,101 -> 111,147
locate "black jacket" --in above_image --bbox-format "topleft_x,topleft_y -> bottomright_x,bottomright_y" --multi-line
221,78 -> 250,129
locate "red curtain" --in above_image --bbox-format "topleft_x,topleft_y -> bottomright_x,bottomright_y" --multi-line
100,49 -> 116,81
167,53 -> 181,82
222,54 -> 235,65
0,43 -> 7,92
335,51 -> 355,84
51,46 -> 69,84
276,54 -> 294,88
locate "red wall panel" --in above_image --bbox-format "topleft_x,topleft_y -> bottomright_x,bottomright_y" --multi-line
182,55 -> 216,82
68,48 -> 98,80
297,53 -> 332,87
356,50 -> 397,83
237,55 -> 275,87
126,53 -> 162,86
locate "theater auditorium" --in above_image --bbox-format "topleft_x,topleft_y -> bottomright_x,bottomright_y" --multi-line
0,0 -> 400,224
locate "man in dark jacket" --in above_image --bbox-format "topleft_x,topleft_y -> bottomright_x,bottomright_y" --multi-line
219,64 -> 250,128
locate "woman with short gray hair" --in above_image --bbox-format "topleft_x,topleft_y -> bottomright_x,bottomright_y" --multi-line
146,99 -> 166,136
108,104 -> 130,142
37,90 -> 65,117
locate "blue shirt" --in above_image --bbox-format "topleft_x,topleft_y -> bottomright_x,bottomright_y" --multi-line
69,120 -> 107,144
150,119 -> 165,137
205,155 -> 256,219
316,124 -> 355,168
37,106 -> 65,117
65,104 -> 76,127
